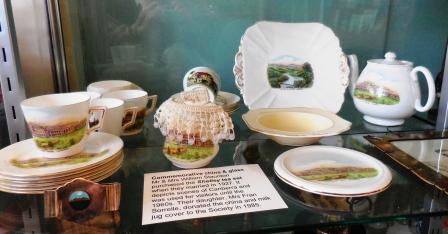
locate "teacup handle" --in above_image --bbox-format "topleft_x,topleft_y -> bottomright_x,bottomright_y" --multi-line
145,95 -> 158,116
88,106 -> 107,133
122,107 -> 138,130
411,66 -> 435,112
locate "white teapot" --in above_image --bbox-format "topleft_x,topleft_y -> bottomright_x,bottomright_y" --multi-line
347,52 -> 435,126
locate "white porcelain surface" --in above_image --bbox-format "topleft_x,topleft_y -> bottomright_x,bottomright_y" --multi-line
236,22 -> 349,113
90,98 -> 125,136
183,67 -> 221,93
72,91 -> 101,103
87,80 -> 141,95
103,90 -> 157,135
274,146 -> 392,197
392,139 -> 448,177
243,107 -> 351,146
103,90 -> 148,108
350,52 -> 436,126
0,132 -> 123,177
21,93 -> 93,158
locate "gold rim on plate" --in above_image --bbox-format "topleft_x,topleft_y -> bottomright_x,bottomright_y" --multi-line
274,166 -> 391,198
0,155 -> 123,191
0,159 -> 123,194
0,152 -> 123,186
0,150 -> 123,181
0,132 -> 123,178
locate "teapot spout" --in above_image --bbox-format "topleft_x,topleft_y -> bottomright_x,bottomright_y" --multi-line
347,54 -> 359,96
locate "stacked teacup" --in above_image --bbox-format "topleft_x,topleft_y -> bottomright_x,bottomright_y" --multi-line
21,92 -> 107,158
0,92 -> 126,194
86,80 -> 158,136
20,80 -> 158,156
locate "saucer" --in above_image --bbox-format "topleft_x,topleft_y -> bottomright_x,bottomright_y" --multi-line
215,91 -> 240,114
0,155 -> 122,190
0,132 -> 123,178
0,158 -> 122,194
0,151 -> 123,184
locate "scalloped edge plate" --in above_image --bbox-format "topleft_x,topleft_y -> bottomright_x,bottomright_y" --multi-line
235,22 -> 349,113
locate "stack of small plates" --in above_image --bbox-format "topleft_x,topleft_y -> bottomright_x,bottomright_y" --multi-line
0,132 -> 123,194
214,91 -> 241,114
274,146 -> 392,197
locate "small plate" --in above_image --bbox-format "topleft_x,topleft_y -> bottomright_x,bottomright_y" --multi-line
0,132 -> 123,178
274,146 -> 392,197
243,107 -> 351,146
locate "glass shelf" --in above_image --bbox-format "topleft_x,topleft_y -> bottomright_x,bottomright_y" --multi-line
123,97 -> 435,149
0,128 -> 447,233
117,135 -> 448,233
1,0 -> 446,232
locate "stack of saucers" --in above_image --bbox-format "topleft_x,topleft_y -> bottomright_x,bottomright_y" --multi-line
0,132 -> 123,194
214,91 -> 241,114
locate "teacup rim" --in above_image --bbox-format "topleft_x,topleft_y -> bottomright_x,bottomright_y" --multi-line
88,80 -> 132,88
71,91 -> 101,99
21,93 -> 90,109
102,89 -> 148,101
91,98 -> 124,109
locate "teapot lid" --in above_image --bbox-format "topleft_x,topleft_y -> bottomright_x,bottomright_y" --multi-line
368,52 -> 410,66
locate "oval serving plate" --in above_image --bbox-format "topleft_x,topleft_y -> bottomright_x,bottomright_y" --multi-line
272,176 -> 376,214
274,146 -> 392,197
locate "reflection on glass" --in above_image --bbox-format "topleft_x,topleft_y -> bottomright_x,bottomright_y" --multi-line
0,196 -> 43,233
60,0 -> 447,135
47,211 -> 121,233
163,137 -> 220,169
0,85 -> 9,147
392,139 -> 448,176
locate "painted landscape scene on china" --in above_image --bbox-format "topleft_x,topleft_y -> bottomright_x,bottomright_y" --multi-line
267,62 -> 313,89
354,81 -> 400,105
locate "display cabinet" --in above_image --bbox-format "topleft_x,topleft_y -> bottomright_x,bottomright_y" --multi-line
0,0 -> 447,233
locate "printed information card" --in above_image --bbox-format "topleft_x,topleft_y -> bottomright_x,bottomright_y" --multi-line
142,164 -> 287,225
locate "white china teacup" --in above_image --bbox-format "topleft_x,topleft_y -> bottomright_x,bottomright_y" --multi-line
183,67 -> 221,101
87,80 -> 140,95
72,91 -> 101,103
20,93 -> 106,158
103,90 -> 158,136
90,98 -> 138,136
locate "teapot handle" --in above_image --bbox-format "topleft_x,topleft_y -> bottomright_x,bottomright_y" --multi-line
347,54 -> 359,97
411,66 -> 435,112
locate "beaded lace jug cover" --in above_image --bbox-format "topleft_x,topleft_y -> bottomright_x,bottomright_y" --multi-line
154,89 -> 235,145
